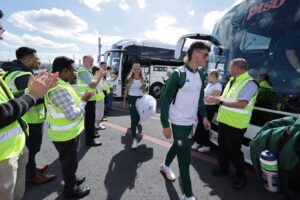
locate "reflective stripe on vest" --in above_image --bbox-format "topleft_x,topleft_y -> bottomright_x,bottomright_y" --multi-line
4,70 -> 45,124
47,104 -> 66,119
0,77 -> 26,161
95,89 -> 105,101
45,79 -> 84,142
76,67 -> 97,101
94,79 -> 105,101
49,119 -> 82,131
221,105 -> 252,115
217,72 -> 258,129
0,126 -> 23,143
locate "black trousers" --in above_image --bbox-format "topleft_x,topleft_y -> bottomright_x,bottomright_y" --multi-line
194,105 -> 218,146
53,136 -> 79,193
218,122 -> 247,179
84,100 -> 96,144
26,123 -> 44,178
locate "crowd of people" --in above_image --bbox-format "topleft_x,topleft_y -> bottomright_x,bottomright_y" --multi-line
0,9 -> 261,200
159,42 -> 259,200
120,41 -> 259,200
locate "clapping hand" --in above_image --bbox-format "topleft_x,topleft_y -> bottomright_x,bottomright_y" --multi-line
82,91 -> 94,102
28,72 -> 59,100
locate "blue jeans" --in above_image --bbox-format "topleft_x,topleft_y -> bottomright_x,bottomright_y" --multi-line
105,88 -> 113,110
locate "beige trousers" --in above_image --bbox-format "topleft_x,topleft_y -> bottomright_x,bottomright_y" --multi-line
95,100 -> 105,122
0,147 -> 28,200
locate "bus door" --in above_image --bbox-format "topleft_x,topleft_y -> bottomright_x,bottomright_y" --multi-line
104,50 -> 123,97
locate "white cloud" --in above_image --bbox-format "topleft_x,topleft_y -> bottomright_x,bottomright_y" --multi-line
74,31 -> 124,48
7,8 -> 125,48
3,31 -> 80,51
202,10 -> 228,33
202,0 -> 244,33
119,0 -> 131,11
79,0 -> 111,12
187,10 -> 195,17
137,0 -> 146,9
145,15 -> 189,44
113,26 -> 121,32
8,8 -> 88,38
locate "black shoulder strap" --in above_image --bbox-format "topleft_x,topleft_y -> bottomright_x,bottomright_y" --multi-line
178,67 -> 186,89
171,66 -> 186,104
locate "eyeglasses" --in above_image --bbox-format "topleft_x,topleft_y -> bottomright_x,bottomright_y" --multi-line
196,50 -> 209,58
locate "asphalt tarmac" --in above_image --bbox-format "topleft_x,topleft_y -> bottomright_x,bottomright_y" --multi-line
22,102 -> 281,200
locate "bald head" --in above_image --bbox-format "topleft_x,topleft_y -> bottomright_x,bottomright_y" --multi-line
229,58 -> 248,77
83,55 -> 94,69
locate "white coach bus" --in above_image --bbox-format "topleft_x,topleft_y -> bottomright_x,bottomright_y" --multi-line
104,39 -> 184,98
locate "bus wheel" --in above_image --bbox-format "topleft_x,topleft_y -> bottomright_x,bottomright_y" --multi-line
150,82 -> 163,99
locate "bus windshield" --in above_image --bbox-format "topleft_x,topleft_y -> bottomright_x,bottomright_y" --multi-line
106,51 -> 121,79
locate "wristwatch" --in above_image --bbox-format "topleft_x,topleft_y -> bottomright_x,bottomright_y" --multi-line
219,100 -> 224,105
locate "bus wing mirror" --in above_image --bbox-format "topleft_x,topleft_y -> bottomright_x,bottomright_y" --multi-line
175,38 -> 186,59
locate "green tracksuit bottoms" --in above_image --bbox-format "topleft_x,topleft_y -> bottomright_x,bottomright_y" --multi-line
128,95 -> 142,138
165,124 -> 193,197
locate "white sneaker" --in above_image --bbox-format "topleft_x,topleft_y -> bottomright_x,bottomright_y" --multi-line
160,163 -> 176,182
99,124 -> 106,130
191,143 -> 200,150
131,139 -> 138,149
197,146 -> 210,153
182,195 -> 196,200
95,124 -> 100,129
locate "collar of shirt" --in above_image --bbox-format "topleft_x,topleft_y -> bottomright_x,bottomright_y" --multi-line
185,64 -> 198,73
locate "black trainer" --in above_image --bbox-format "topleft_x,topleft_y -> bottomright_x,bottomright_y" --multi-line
76,176 -> 86,186
65,186 -> 90,199
86,140 -> 102,147
93,133 -> 100,138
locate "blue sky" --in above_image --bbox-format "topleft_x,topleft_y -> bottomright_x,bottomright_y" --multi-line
0,0 -> 242,63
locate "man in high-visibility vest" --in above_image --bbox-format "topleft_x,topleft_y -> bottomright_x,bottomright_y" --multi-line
3,47 -> 55,184
206,58 -> 259,190
0,9 -> 58,199
256,73 -> 276,108
45,56 -> 93,198
76,55 -> 103,146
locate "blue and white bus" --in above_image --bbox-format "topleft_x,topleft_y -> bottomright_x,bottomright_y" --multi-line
175,0 -> 300,164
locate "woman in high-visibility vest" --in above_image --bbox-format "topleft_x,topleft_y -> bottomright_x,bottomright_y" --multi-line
92,67 -> 106,130
123,63 -> 147,149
